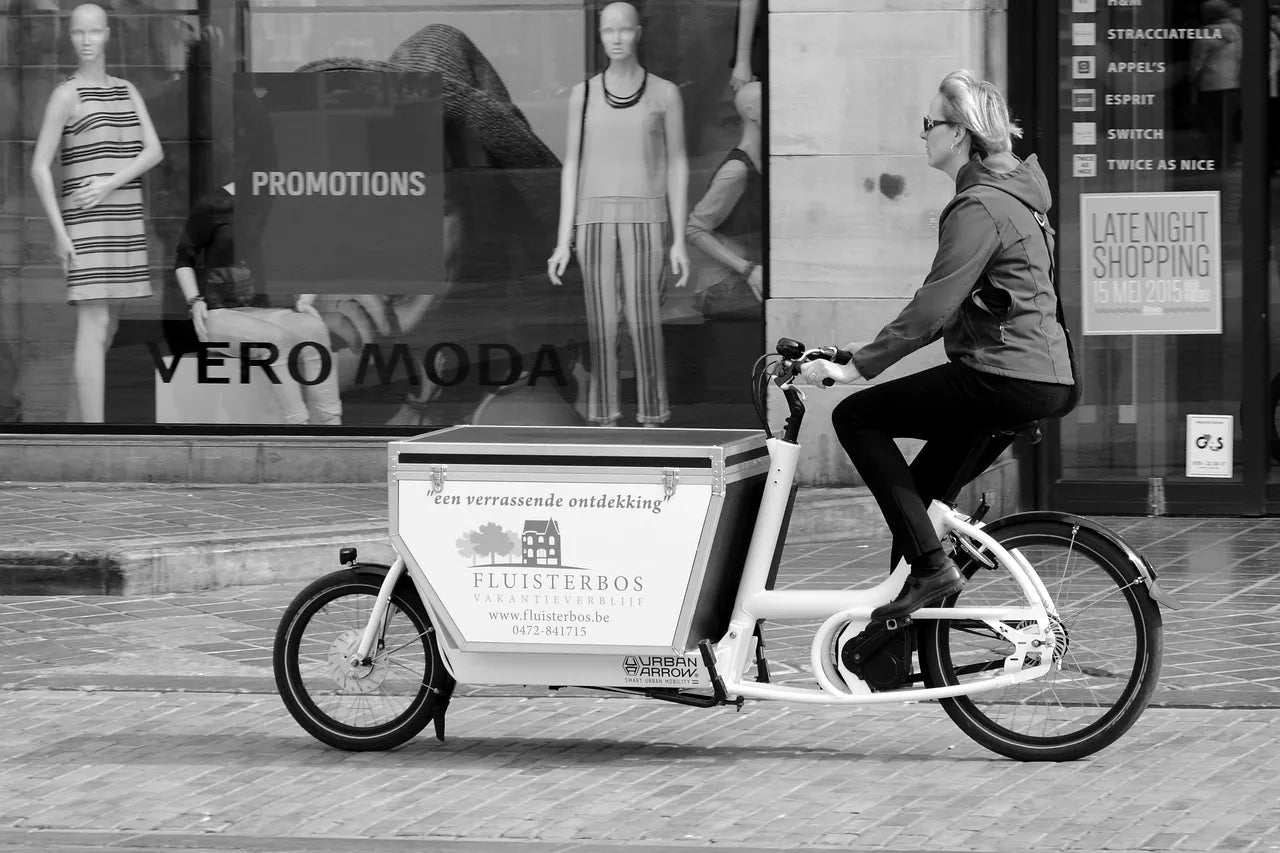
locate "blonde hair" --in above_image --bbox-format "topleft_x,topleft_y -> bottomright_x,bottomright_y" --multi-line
937,70 -> 1022,157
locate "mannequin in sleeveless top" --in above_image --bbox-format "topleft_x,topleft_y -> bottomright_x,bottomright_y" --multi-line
29,3 -> 163,422
546,1 -> 689,427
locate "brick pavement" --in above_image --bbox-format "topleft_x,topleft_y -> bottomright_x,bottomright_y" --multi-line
1,510 -> 1279,706
0,692 -> 1278,851
2,483 -> 1280,849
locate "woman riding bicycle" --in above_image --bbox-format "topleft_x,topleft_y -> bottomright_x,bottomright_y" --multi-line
799,70 -> 1076,623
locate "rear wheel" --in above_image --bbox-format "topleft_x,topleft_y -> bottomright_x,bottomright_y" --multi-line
274,570 -> 451,751
920,520 -> 1163,762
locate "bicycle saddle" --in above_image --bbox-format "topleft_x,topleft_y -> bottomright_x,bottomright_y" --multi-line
994,420 -> 1043,444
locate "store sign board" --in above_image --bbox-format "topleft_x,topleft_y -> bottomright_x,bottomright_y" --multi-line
1185,414 -> 1233,479
1079,191 -> 1222,335
395,479 -> 712,650
234,71 -> 444,296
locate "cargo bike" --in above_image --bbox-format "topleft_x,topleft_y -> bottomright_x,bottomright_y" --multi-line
274,339 -> 1176,762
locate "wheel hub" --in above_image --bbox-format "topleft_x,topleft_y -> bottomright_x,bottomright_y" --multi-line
327,630 -> 390,693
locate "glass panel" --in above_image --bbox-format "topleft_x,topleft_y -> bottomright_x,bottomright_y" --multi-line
1269,6 -> 1280,482
0,0 -> 767,429
1056,0 -> 1243,483
1,3 -> 203,425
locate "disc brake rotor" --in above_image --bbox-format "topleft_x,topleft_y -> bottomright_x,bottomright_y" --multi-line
1049,613 -> 1069,663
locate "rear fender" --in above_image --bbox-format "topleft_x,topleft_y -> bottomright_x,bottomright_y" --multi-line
978,511 -> 1180,611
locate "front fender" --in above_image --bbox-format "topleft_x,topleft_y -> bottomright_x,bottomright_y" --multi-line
343,559 -> 458,681
979,511 -> 1180,611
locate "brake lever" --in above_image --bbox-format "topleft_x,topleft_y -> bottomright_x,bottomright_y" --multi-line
768,361 -> 807,401
773,359 -> 797,388
793,349 -> 841,387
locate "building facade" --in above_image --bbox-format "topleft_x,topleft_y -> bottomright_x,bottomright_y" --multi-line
2,0 -> 1273,517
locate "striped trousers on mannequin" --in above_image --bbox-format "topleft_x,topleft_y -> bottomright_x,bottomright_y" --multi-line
574,221 -> 670,425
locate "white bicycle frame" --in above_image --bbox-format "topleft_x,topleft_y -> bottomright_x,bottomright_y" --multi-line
712,435 -> 1056,705
350,396 -> 1060,706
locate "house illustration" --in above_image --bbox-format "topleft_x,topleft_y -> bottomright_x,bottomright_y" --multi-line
522,519 -> 561,566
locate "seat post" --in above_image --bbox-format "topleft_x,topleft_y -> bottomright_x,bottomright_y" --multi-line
940,433 -> 995,507
940,422 -> 1038,509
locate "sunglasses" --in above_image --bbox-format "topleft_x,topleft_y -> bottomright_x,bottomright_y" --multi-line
922,116 -> 952,133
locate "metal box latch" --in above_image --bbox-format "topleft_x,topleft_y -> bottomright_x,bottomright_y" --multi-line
662,467 -> 679,500
429,465 -> 447,494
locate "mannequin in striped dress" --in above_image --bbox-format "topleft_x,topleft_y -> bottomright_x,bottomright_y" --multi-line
29,3 -> 163,422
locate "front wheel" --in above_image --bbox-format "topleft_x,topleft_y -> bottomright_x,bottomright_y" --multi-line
920,520 -> 1163,762
273,569 -> 452,751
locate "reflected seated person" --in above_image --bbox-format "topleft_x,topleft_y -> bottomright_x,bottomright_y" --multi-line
173,182 -> 342,425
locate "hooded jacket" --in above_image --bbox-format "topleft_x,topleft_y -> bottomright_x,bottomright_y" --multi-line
851,154 -> 1075,387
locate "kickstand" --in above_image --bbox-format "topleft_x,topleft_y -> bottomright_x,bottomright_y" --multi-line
753,621 -> 771,684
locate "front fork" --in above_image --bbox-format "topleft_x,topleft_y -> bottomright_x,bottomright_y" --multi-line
350,555 -> 407,665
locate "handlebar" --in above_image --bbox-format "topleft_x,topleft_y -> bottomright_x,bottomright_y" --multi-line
775,337 -> 852,387
751,338 -> 852,443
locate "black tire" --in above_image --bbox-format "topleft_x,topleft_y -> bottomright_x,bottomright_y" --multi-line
273,570 -> 451,751
920,520 -> 1163,762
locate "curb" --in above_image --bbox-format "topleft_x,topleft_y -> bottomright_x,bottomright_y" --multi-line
0,489 -> 887,596
1,527 -> 398,596
0,551 -> 125,596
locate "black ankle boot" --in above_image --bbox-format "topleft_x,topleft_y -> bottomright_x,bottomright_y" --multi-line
871,557 -> 965,622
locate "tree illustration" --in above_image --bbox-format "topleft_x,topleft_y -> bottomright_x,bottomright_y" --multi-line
455,536 -> 477,566
471,522 -> 516,565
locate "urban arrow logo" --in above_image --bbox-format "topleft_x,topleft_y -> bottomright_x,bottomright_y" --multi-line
623,655 -> 700,680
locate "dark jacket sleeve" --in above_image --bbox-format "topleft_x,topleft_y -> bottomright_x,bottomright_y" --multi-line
852,196 -> 1002,379
174,200 -> 213,270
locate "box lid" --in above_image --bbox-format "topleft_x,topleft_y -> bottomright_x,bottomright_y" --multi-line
391,425 -> 766,469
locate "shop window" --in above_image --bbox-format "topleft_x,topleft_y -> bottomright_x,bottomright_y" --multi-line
1,0 -> 768,430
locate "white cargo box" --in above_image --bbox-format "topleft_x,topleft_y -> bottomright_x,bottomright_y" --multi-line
390,425 -> 770,662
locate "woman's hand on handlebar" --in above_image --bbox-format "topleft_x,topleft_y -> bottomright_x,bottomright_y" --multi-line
796,347 -> 862,387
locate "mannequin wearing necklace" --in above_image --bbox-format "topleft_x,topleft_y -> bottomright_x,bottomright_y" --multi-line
29,3 -> 163,422
547,1 -> 689,428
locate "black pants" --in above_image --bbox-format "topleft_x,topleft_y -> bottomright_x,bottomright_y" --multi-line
831,362 -> 1071,571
